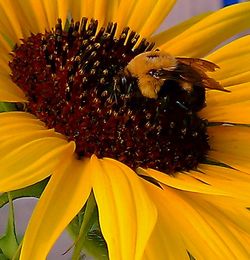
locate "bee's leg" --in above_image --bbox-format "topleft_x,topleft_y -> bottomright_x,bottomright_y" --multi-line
120,75 -> 134,95
112,77 -> 120,104
120,76 -> 127,89
126,83 -> 133,95
176,101 -> 188,111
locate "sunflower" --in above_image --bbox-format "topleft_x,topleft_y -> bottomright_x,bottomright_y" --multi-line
0,0 -> 250,259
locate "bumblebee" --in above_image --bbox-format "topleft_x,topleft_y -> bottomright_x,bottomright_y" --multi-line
124,50 -> 228,111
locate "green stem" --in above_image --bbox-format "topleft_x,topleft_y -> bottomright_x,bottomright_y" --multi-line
0,194 -> 19,259
11,241 -> 22,260
7,194 -> 19,259
72,193 -> 97,260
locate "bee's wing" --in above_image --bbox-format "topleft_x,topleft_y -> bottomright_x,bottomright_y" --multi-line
176,57 -> 220,72
149,59 -> 228,92
149,63 -> 204,84
176,59 -> 229,92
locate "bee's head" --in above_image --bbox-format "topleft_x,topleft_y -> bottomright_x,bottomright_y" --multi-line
125,50 -> 177,79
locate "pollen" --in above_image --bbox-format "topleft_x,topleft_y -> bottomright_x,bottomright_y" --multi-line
9,18 -> 210,174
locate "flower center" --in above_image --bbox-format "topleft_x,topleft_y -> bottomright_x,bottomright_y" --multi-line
9,18 -> 210,174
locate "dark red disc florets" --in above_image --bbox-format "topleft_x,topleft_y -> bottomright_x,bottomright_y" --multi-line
9,18 -> 210,174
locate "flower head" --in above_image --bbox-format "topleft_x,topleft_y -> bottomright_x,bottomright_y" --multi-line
0,1 -> 250,259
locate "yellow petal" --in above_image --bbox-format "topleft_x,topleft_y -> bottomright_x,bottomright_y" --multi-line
0,128 -> 75,191
0,111 -> 42,121
206,36 -> 250,66
113,0 -> 136,34
0,0 -> 24,44
195,190 -> 250,235
94,0 -> 112,27
20,157 -> 92,260
151,11 -> 213,47
0,111 -> 37,120
42,0 -> 59,29
199,164 -> 250,183
91,156 -> 157,260
143,168 -> 231,196
66,0 -> 82,21
104,0 -> 119,26
146,182 -> 242,259
160,3 -> 250,57
2,0 -> 49,36
205,83 -> 250,108
208,125 -> 250,173
13,0 -> 51,33
115,0 -> 175,37
218,71 -> 250,88
68,0 -> 116,25
0,130 -> 64,158
57,0 -> 70,25
92,0 -> 108,27
143,181 -> 189,260
205,36 -> 250,87
0,35 -> 12,57
0,52 -> 11,74
202,100 -> 250,124
138,0 -> 176,37
186,166 -> 250,202
0,112 -> 45,138
177,190 -> 250,258
0,74 -> 27,102
81,0 -> 96,19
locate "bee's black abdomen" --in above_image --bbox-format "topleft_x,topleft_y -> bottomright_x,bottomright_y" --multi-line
189,84 -> 206,111
158,80 -> 206,112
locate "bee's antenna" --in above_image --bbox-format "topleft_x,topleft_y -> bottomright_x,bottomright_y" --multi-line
176,101 -> 188,111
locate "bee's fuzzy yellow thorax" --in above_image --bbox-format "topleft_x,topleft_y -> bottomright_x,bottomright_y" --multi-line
126,51 -> 177,76
125,51 -> 177,98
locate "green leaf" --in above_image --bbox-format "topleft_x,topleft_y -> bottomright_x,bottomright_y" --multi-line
67,193 -> 108,260
0,103 -> 17,112
72,193 -> 98,260
84,229 -> 108,260
0,194 -> 18,259
0,179 -> 49,209
0,253 -> 8,260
